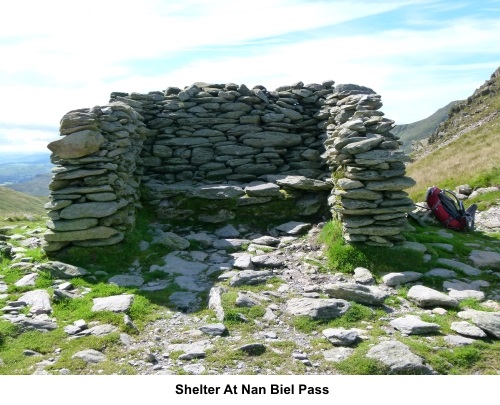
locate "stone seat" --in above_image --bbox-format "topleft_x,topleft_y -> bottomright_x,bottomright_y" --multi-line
142,175 -> 333,224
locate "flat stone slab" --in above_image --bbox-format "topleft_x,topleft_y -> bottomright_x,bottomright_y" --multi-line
175,275 -> 207,292
85,324 -> 118,336
152,232 -> 190,250
72,349 -> 106,364
19,290 -> 52,315
5,314 -> 57,332
402,241 -> 427,253
450,321 -> 487,338
185,232 -> 214,248
251,236 -> 280,246
366,340 -> 434,375
35,261 -> 88,278
188,185 -> 245,200
232,254 -> 254,270
212,239 -> 250,250
229,270 -> 273,287
323,347 -> 355,362
214,224 -> 240,238
322,328 -> 359,346
425,268 -> 457,278
469,250 -> 500,269
108,275 -> 144,287
444,335 -> 476,346
285,298 -> 350,320
91,295 -> 134,313
15,273 -> 38,287
471,311 -> 500,338
140,280 -> 169,291
390,315 -> 441,335
436,258 -> 482,276
323,283 -> 389,305
169,291 -> 201,312
448,289 -> 485,301
244,182 -> 281,197
199,323 -> 227,336
251,255 -> 285,268
274,221 -> 312,235
443,279 -> 481,291
407,285 -> 458,308
151,253 -> 209,276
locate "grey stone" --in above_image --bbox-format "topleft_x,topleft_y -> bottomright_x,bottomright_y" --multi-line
471,311 -> 500,338
336,178 -> 364,190
469,250 -> 500,269
108,275 -> 144,287
275,221 -> 311,235
436,258 -> 482,276
59,202 -> 118,219
230,270 -> 273,287
151,253 -> 208,276
189,185 -> 245,200
185,233 -> 214,248
46,218 -> 99,231
72,349 -> 106,364
274,175 -> 331,191
233,254 -> 254,270
364,177 -> 416,191
235,292 -> 259,307
208,286 -> 225,321
215,224 -> 240,238
402,241 -> 427,253
86,324 -> 118,336
366,340 -> 434,374
179,351 -> 206,360
322,328 -> 359,346
169,291 -> 201,311
44,226 -> 119,242
448,289 -> 485,301
244,182 -> 281,197
444,335 -> 476,346
212,239 -> 250,250
251,255 -> 285,268
48,130 -> 106,159
407,285 -> 459,308
353,267 -> 374,285
450,321 -> 487,338
35,261 -> 88,278
237,343 -> 266,354
427,243 -> 454,252
91,294 -> 134,312
19,290 -> 52,315
199,323 -> 227,336
251,236 -> 280,246
382,271 -> 423,286
323,283 -> 389,305
153,232 -> 190,250
425,268 -> 457,278
240,131 -> 302,147
285,298 -> 350,320
6,315 -> 57,332
390,315 -> 440,335
323,347 -> 355,362
15,273 -> 38,287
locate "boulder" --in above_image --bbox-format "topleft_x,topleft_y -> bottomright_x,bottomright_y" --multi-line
285,298 -> 350,320
323,283 -> 389,305
407,285 -> 458,308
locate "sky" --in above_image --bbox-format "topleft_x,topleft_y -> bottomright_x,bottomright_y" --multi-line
0,0 -> 499,154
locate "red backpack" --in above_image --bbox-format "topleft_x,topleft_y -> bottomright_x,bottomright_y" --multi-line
425,186 -> 476,231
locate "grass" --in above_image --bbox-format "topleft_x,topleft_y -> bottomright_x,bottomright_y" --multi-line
406,116 -> 500,202
318,220 -> 430,275
0,186 -> 47,217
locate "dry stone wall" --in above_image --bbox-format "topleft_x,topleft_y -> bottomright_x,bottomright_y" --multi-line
43,81 -> 415,251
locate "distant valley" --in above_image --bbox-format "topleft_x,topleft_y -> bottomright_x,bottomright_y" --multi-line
0,152 -> 52,197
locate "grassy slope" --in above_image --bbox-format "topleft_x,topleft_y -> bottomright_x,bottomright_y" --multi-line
0,186 -> 47,216
406,68 -> 500,202
393,101 -> 459,152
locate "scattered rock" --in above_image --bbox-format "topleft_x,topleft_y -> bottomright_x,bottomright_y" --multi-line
382,271 -> 423,286
91,295 -> 134,313
285,298 -> 350,320
390,315 -> 440,335
322,328 -> 359,346
450,321 -> 487,338
323,283 -> 389,305
407,285 -> 458,308
366,340 -> 434,375
72,349 -> 106,364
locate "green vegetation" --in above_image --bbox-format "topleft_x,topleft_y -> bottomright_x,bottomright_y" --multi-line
0,186 -> 47,217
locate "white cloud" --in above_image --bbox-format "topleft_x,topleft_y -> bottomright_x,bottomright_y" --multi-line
0,0 -> 499,152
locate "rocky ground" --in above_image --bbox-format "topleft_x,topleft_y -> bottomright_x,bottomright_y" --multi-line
1,204 -> 499,375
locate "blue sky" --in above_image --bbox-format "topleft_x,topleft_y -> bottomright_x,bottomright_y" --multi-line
0,0 -> 499,153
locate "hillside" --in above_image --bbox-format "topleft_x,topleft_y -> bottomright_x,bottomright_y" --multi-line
406,66 -> 500,201
0,186 -> 47,216
392,101 -> 459,152
7,173 -> 51,197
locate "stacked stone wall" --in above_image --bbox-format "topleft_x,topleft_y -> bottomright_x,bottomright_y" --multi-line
43,81 -> 415,251
322,85 -> 416,247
